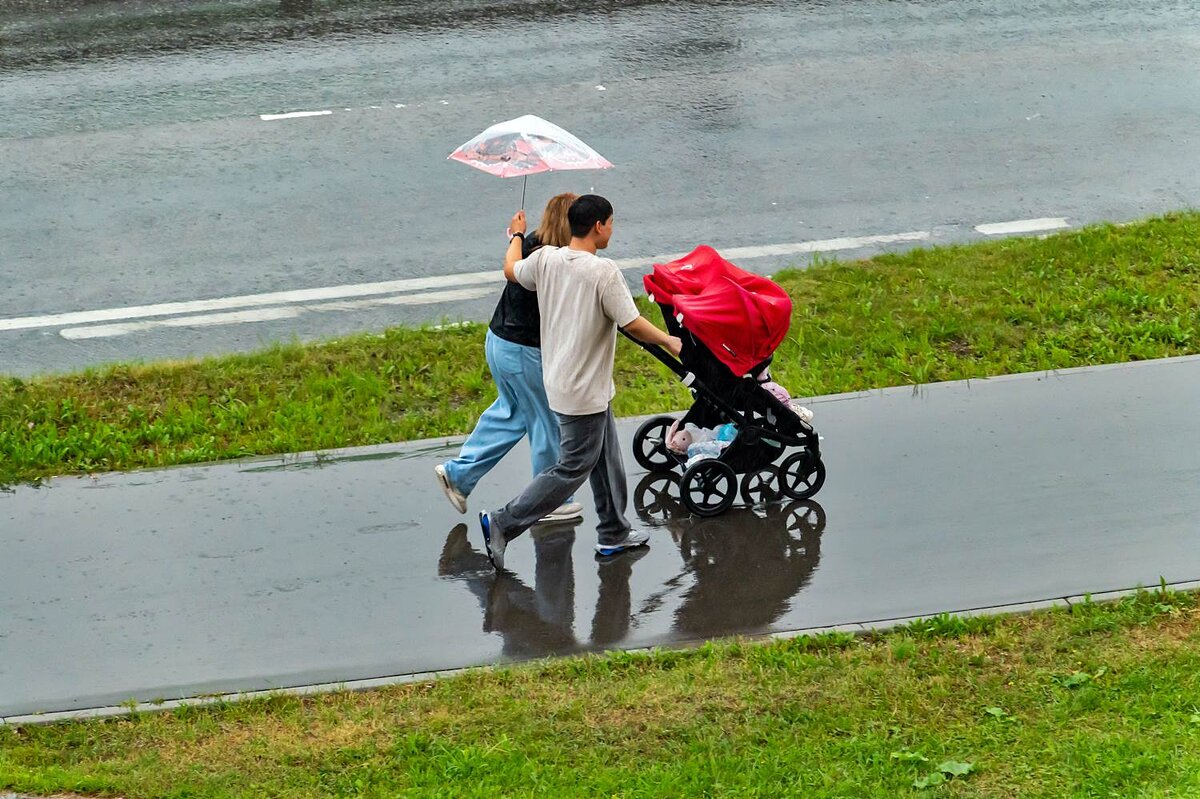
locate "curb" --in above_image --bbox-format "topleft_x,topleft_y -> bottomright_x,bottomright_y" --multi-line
5,577 -> 1198,727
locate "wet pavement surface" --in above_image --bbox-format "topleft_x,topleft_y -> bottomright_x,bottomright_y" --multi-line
3,356 -> 1199,719
3,0 -> 1200,374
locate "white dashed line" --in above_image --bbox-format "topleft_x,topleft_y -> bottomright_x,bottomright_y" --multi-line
725,231 -> 930,260
259,110 -> 333,121
611,231 -> 931,271
975,217 -> 1069,235
59,288 -> 498,340
4,232 -> 931,336
2,273 -> 507,333
61,307 -> 302,339
0,221 -> 1071,341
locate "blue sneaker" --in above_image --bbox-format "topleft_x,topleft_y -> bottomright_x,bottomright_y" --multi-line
479,511 -> 507,570
594,528 -> 650,557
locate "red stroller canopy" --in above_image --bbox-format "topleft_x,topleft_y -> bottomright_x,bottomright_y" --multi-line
643,245 -> 793,376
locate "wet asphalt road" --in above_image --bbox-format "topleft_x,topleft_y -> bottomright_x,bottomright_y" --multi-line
3,355 -> 1199,720
2,0 -> 1200,375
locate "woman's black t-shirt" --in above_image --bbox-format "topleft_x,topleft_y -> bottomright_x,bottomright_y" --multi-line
488,233 -> 544,348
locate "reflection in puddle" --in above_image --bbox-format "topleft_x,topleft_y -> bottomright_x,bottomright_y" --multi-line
439,476 -> 827,659
438,521 -> 628,659
634,472 -> 826,639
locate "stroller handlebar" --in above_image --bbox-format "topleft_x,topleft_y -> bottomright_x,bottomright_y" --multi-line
619,328 -> 688,379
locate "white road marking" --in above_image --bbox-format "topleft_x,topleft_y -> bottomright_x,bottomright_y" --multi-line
725,231 -> 930,259
975,217 -> 1069,235
612,231 -> 931,270
2,273 -> 508,333
7,228 -> 936,339
259,110 -> 333,121
59,288 -> 496,340
61,307 -> 301,339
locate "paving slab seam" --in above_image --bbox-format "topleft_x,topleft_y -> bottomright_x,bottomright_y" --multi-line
6,578 -> 1198,728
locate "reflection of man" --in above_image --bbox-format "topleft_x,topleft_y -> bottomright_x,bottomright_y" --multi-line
439,523 -> 578,659
592,548 -> 647,646
634,493 -> 826,639
438,523 -> 645,657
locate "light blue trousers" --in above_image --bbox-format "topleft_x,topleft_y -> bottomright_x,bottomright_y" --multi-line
442,330 -> 563,497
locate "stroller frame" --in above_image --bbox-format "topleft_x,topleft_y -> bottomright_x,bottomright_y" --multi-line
623,302 -> 825,517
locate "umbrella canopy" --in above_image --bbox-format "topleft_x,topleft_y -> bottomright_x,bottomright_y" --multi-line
447,114 -> 613,178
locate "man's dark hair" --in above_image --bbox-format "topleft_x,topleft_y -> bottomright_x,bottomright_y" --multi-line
567,194 -> 613,238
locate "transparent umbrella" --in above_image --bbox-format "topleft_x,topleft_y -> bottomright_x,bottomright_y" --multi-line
448,114 -> 613,207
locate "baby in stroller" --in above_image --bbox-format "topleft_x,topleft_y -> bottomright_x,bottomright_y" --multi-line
623,246 -> 825,517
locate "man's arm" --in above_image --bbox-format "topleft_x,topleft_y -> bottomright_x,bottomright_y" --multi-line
622,315 -> 683,357
503,210 -> 528,283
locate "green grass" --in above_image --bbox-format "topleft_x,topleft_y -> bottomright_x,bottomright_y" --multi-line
3,212 -> 1200,487
2,588 -> 1198,797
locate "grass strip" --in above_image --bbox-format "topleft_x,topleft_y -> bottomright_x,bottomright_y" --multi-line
2,588 -> 1198,797
3,212 -> 1199,487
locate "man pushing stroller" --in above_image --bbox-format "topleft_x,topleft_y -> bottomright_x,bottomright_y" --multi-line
479,195 -> 682,569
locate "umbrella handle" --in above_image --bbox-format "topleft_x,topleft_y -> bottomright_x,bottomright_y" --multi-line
521,175 -> 527,210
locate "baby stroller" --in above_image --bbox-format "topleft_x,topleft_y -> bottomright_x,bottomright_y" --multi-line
623,245 -> 825,517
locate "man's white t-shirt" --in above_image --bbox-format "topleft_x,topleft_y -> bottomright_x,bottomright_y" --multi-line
514,245 -> 640,416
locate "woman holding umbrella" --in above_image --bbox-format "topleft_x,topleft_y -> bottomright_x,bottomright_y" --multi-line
435,192 -> 583,522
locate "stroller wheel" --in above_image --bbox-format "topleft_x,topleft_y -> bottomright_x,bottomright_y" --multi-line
740,467 -> 783,506
681,459 -> 737,517
780,450 -> 826,500
633,415 -> 679,472
633,472 -> 683,525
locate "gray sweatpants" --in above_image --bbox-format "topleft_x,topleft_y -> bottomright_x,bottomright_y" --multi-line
490,405 -> 632,546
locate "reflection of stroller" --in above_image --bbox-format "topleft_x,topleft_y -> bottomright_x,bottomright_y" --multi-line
633,473 -> 827,637
623,246 -> 825,516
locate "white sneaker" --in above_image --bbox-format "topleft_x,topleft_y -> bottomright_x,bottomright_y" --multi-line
539,501 -> 583,523
434,464 -> 468,514
594,528 -> 651,556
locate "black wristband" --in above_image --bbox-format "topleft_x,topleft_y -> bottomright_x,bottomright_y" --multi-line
510,231 -> 525,241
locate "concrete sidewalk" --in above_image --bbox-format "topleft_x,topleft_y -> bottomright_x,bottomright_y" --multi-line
3,356 -> 1199,722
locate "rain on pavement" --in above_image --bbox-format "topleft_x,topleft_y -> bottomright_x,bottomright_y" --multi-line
3,0 -> 1200,720
2,0 -> 1199,373
4,357 -> 1200,719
